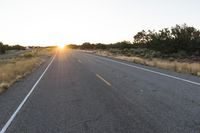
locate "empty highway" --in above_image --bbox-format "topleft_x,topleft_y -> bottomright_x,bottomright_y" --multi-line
0,49 -> 200,133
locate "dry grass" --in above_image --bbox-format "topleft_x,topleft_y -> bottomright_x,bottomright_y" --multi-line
0,57 -> 43,93
0,48 -> 55,93
0,83 -> 9,93
85,50 -> 200,77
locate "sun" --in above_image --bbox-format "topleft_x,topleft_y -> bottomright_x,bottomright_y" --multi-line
58,44 -> 65,49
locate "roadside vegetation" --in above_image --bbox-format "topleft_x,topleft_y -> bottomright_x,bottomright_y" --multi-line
0,47 -> 55,93
0,42 -> 25,54
68,24 -> 200,76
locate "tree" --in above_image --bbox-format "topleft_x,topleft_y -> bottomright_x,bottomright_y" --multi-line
11,45 -> 26,50
0,42 -> 5,54
133,30 -> 150,44
67,44 -> 79,49
81,42 -> 94,49
95,43 -> 107,49
133,24 -> 200,55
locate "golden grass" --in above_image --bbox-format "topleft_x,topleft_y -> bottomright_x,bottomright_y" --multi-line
87,50 -> 200,77
0,57 -> 43,93
0,48 -> 55,93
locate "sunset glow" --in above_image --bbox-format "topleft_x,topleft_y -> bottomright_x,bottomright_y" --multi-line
0,0 -> 200,46
58,44 -> 65,49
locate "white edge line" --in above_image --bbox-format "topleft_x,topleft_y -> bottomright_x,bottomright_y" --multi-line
96,74 -> 111,86
89,54 -> 200,86
0,55 -> 56,133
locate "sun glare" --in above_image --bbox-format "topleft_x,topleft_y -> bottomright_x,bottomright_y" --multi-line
58,44 -> 65,49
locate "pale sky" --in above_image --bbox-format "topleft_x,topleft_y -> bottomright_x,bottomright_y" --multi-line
0,0 -> 200,46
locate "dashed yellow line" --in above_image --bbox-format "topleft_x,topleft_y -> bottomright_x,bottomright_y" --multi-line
96,74 -> 111,86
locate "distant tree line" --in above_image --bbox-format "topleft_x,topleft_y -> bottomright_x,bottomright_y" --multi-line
67,44 -> 80,49
68,24 -> 200,57
0,42 -> 26,54
133,24 -> 200,55
70,41 -> 135,50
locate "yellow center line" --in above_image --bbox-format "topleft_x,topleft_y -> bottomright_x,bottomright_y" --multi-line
96,74 -> 111,86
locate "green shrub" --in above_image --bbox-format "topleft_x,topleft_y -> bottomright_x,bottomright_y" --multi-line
23,52 -> 34,58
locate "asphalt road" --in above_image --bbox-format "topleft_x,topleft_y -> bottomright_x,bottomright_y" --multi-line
0,49 -> 200,133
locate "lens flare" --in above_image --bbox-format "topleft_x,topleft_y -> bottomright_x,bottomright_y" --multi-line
58,44 -> 65,49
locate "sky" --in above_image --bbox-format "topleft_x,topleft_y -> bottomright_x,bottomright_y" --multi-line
0,0 -> 200,46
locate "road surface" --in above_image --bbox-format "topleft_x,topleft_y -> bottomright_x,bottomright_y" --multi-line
0,49 -> 200,133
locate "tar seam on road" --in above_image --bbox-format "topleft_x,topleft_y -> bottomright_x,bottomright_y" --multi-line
91,54 -> 200,86
0,55 -> 56,133
96,74 -> 111,86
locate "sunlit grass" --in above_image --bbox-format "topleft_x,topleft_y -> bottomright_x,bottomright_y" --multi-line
0,48 -> 55,93
84,50 -> 200,77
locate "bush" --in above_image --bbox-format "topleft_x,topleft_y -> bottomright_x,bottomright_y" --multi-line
23,52 -> 34,58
